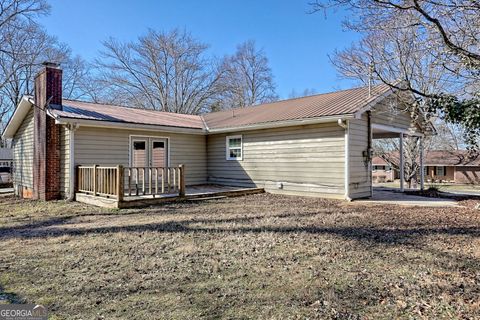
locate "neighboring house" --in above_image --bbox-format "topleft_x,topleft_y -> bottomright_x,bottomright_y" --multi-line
423,150 -> 480,184
0,147 -> 12,168
2,63 -> 428,201
0,147 -> 13,185
373,150 -> 480,184
372,157 -> 396,182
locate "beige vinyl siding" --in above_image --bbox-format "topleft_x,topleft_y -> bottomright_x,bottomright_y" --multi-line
12,107 -> 34,192
349,98 -> 417,199
59,126 -> 70,197
371,97 -> 416,132
207,123 -> 345,198
348,115 -> 372,199
74,127 -> 207,185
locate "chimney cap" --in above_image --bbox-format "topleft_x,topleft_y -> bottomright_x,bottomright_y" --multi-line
42,61 -> 60,68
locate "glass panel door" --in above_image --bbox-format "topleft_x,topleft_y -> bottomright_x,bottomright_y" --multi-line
132,139 -> 148,167
130,137 -> 169,195
131,139 -> 148,192
150,139 -> 167,167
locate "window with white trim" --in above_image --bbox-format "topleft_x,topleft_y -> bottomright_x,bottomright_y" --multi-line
226,135 -> 242,160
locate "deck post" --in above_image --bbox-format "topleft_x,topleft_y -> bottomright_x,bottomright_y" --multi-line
93,164 -> 98,196
399,134 -> 405,192
75,165 -> 80,195
179,164 -> 186,197
116,165 -> 124,202
419,137 -> 425,191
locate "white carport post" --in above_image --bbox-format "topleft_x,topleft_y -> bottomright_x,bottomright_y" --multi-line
419,137 -> 425,191
399,133 -> 405,192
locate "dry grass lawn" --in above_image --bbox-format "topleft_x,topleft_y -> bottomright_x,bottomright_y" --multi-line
0,193 -> 479,319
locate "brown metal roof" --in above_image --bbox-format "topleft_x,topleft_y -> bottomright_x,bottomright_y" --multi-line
374,151 -> 480,167
203,84 -> 392,130
49,84 -> 392,131
52,100 -> 205,130
424,151 -> 480,166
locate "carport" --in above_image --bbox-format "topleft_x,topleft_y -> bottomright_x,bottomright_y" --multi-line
372,124 -> 426,192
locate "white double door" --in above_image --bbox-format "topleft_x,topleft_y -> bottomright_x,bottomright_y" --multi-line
130,137 -> 168,190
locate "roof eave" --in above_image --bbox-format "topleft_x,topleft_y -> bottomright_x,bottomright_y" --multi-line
54,116 -> 207,135
206,114 -> 356,133
353,86 -> 396,119
2,96 -> 34,139
355,87 -> 437,136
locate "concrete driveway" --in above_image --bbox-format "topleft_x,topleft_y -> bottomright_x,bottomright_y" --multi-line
0,187 -> 14,195
354,188 -> 459,207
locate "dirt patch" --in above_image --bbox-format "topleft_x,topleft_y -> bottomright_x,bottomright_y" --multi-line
0,194 -> 479,319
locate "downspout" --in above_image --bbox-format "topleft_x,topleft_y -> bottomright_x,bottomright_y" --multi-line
337,119 -> 351,201
67,123 -> 79,201
367,111 -> 373,196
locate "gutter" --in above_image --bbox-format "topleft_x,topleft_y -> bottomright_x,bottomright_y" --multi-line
2,96 -> 34,139
54,117 -> 207,135
337,119 -> 351,201
207,114 -> 356,133
67,123 -> 79,201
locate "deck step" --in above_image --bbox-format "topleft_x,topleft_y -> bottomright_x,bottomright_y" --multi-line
187,196 -> 227,201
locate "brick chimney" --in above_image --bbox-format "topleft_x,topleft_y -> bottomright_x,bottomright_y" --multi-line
33,62 -> 63,200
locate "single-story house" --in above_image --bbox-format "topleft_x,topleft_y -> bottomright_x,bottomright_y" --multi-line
1,63 -> 431,203
372,150 -> 480,184
372,157 -> 395,182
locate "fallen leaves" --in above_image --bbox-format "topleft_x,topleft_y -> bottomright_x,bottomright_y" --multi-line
0,194 -> 479,319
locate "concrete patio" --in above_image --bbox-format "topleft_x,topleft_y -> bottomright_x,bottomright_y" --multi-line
354,187 -> 459,207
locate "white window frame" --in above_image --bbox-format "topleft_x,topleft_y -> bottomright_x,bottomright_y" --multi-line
435,166 -> 445,177
226,135 -> 243,161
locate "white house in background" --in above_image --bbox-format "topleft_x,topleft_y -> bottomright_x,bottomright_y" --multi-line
0,147 -> 12,168
0,147 -> 13,184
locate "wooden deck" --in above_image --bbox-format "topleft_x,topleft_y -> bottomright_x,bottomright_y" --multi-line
76,184 -> 265,208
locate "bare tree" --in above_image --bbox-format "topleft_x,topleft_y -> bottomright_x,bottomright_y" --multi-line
311,0 -> 480,148
0,0 -> 49,91
311,0 -> 480,70
374,136 -> 424,188
288,88 -> 317,99
0,22 -> 93,140
95,29 -> 223,114
217,40 -> 277,109
0,0 -> 48,143
0,0 -> 49,27
428,119 -> 466,151
0,0 -> 49,98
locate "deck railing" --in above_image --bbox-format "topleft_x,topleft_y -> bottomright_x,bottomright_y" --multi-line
77,164 -> 186,201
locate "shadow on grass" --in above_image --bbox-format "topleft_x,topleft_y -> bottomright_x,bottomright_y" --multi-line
1,209 -> 479,246
2,206 -> 479,318
0,285 -> 24,304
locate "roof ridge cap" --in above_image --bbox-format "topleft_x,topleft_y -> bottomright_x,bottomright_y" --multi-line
62,99 -> 203,118
205,83 -> 389,116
